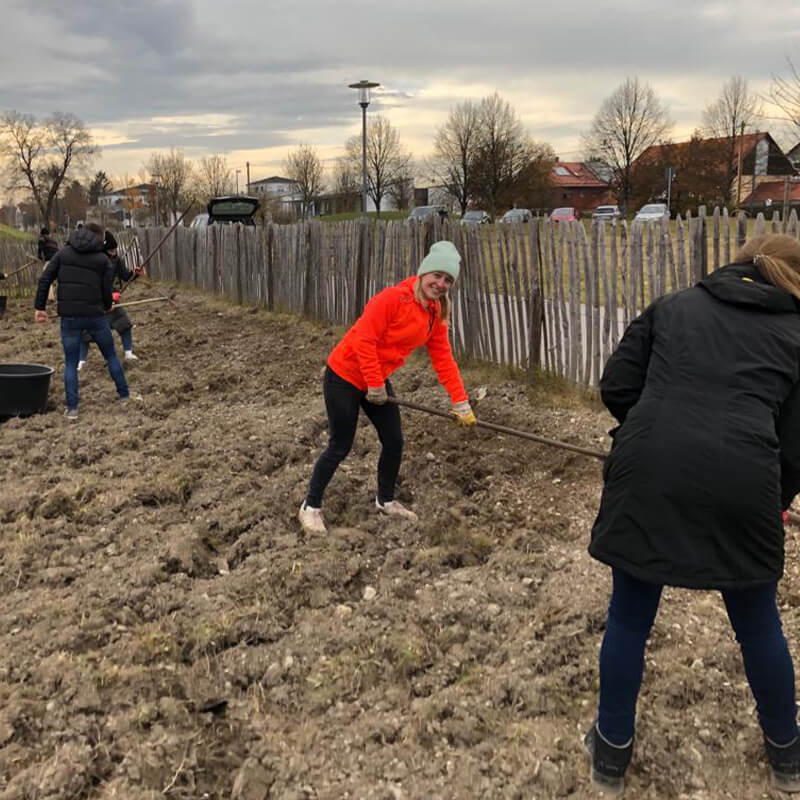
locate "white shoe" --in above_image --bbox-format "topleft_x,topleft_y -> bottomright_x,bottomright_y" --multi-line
124,351 -> 139,361
375,498 -> 419,522
298,502 -> 327,535
77,360 -> 86,371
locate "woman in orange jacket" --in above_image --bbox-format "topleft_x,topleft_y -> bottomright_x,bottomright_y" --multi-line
299,240 -> 476,535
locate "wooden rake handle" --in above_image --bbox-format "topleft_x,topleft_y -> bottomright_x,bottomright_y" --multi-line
388,396 -> 608,461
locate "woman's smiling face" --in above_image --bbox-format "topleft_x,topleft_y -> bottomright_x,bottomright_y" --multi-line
419,271 -> 454,300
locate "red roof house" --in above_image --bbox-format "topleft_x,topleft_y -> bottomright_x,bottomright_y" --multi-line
549,161 -> 614,213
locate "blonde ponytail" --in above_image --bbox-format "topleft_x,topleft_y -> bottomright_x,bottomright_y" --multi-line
735,234 -> 800,301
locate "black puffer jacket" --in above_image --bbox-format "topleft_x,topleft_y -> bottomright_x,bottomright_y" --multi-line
37,234 -> 59,262
35,229 -> 113,317
589,262 -> 800,589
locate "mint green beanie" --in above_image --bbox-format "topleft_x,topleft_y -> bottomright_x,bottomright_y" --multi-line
417,241 -> 461,281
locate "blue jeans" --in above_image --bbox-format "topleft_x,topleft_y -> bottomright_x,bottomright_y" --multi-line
598,568 -> 798,746
79,328 -> 132,361
60,316 -> 129,410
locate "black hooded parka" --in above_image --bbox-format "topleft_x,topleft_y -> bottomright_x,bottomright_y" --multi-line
589,262 -> 800,589
34,228 -> 113,317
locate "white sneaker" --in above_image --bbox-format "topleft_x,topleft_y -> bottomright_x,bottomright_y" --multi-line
375,498 -> 419,522
298,501 -> 327,535
124,351 -> 139,361
77,360 -> 86,371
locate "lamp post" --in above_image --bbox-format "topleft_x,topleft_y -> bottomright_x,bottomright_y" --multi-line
348,80 -> 379,215
236,169 -> 241,194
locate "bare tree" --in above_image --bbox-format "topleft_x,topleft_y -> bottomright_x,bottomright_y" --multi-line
471,93 -> 542,220
145,148 -> 193,225
769,57 -> 800,134
194,154 -> 232,203
285,143 -> 325,219
345,116 -> 412,215
0,110 -> 98,227
583,77 -> 673,214
429,101 -> 482,216
702,76 -> 763,204
386,159 -> 416,212
331,156 -> 360,197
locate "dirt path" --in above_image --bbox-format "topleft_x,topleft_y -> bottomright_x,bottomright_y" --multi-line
0,285 -> 797,799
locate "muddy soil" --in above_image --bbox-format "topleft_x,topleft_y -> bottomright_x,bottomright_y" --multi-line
0,284 -> 798,799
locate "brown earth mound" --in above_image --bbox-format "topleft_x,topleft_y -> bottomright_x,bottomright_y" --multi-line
0,284 -> 797,799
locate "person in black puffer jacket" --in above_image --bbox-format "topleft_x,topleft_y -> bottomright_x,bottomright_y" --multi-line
37,227 -> 59,263
78,230 -> 144,370
34,222 -> 129,419
584,233 -> 800,795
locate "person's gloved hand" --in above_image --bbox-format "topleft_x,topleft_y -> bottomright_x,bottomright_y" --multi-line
111,291 -> 121,305
133,267 -> 144,277
452,400 -> 477,426
782,509 -> 790,527
0,272 -> 6,280
366,386 -> 388,405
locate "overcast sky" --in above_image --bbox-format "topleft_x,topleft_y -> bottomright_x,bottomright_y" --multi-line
2,0 -> 799,187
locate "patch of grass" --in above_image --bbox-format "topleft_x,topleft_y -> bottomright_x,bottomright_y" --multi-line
318,210 -> 407,223
0,223 -> 33,242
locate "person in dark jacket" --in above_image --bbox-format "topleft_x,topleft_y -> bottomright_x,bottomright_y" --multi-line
585,233 -> 800,795
77,231 -> 144,370
37,227 -> 59,263
34,222 -> 129,419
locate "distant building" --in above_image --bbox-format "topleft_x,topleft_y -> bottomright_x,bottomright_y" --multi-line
549,161 -> 615,213
636,131 -> 796,207
248,176 -> 296,198
740,178 -> 800,215
99,184 -> 154,209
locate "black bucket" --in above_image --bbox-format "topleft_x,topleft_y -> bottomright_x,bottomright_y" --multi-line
0,296 -> 6,320
0,363 -> 55,416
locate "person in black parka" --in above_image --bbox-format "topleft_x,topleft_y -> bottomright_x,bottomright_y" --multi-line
37,227 -> 59,263
585,233 -> 800,795
77,231 -> 144,370
34,222 -> 129,419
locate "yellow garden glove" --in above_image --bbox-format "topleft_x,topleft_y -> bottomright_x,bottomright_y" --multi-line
452,400 -> 477,426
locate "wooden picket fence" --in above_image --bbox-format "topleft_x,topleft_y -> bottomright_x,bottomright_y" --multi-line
5,207 -> 799,388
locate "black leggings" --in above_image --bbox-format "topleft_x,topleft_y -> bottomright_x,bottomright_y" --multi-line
305,367 -> 403,507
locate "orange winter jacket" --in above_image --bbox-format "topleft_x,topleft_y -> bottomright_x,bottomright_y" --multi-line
327,276 -> 468,403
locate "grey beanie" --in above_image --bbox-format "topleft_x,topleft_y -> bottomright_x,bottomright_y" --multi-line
417,241 -> 461,281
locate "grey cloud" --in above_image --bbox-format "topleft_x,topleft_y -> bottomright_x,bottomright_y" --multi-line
2,0 -> 798,170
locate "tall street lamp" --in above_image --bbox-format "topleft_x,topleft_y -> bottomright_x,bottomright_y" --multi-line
348,80 -> 379,215
236,168 -> 241,194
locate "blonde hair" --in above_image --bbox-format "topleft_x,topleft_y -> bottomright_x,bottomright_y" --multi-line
414,276 -> 451,325
735,234 -> 800,300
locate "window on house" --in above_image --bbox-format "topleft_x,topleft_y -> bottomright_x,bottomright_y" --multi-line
555,166 -> 571,176
755,139 -> 769,176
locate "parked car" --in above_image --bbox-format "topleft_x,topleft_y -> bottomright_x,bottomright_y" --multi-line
500,208 -> 532,224
634,203 -> 669,222
549,207 -> 580,223
591,205 -> 621,221
190,212 -> 210,229
407,205 -> 449,223
206,195 -> 260,226
460,210 -> 491,225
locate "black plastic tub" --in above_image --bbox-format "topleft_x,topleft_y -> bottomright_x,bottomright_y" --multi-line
0,363 -> 55,416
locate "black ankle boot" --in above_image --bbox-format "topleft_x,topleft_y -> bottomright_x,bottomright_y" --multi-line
584,724 -> 633,795
764,735 -> 800,793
